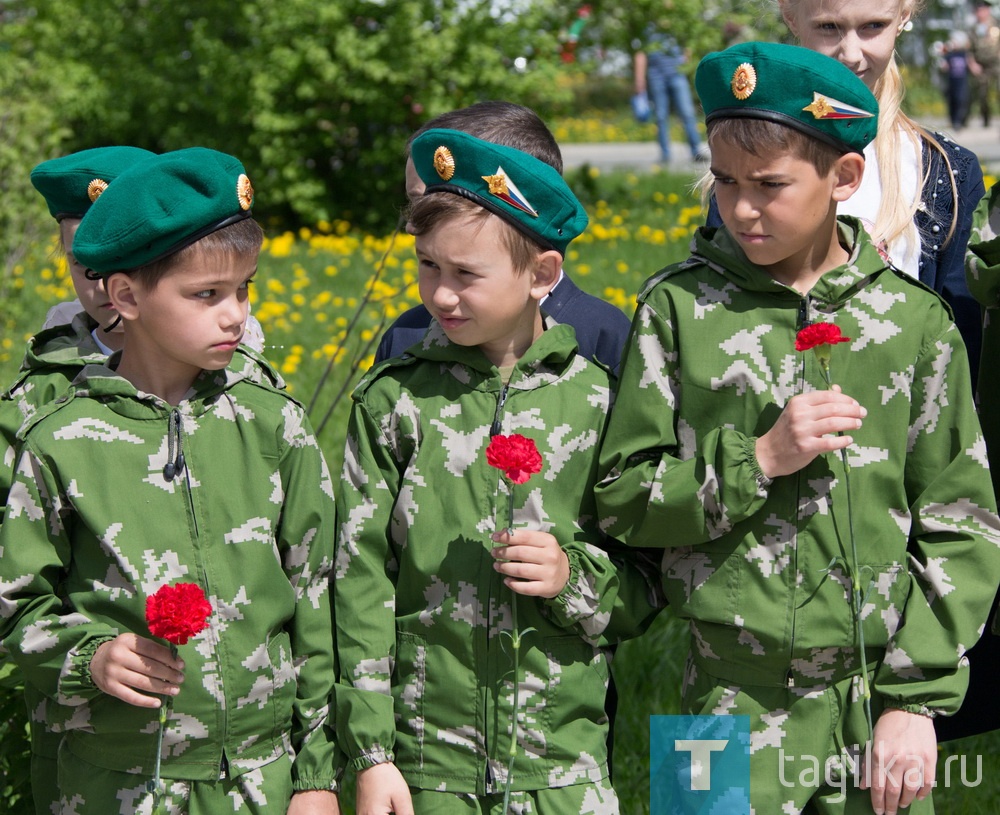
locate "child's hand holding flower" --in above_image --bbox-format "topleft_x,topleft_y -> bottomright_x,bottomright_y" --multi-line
486,432 -> 567,597
89,582 -> 211,709
491,528 -> 570,598
755,322 -> 865,480
90,633 -> 187,708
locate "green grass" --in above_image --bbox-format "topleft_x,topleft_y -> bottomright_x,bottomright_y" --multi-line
1,166 -> 998,812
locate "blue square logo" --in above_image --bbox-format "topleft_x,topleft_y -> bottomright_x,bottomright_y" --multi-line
650,715 -> 751,814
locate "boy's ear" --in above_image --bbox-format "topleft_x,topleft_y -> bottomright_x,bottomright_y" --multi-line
831,153 -> 866,203
530,250 -> 562,301
106,273 -> 141,321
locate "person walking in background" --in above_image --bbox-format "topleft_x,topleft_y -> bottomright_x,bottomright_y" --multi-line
969,0 -> 1000,128
632,17 -> 708,164
939,31 -> 972,131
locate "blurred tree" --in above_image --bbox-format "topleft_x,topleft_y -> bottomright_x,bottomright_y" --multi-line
6,0 -> 572,230
0,3 -> 77,326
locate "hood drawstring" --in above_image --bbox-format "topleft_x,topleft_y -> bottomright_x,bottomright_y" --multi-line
163,409 -> 186,481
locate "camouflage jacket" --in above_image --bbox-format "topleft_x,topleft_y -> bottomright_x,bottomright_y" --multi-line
0,354 -> 338,789
335,321 -> 661,794
597,218 -> 1000,716
1,313 -> 108,510
0,314 -> 118,760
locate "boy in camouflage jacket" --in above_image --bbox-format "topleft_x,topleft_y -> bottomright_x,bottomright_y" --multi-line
1,146 -> 152,815
597,43 -> 1000,814
0,148 -> 339,813
335,131 -> 661,814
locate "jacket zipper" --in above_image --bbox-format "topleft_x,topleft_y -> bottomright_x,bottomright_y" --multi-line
163,408 -> 199,535
484,379 -> 512,792
490,382 -> 510,437
786,295 -> 812,688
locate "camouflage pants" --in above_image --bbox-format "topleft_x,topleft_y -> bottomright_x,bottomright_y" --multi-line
31,750 -> 60,815
55,748 -> 294,815
683,662 -> 935,814
409,780 -> 619,814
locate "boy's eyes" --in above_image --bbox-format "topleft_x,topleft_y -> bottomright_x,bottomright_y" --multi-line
193,279 -> 254,298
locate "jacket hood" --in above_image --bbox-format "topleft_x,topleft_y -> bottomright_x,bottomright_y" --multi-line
680,217 -> 894,313
359,316 -> 584,396
19,313 -> 106,374
52,345 -> 287,423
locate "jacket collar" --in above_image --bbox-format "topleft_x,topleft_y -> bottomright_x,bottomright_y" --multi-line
689,216 -> 892,309
405,316 -> 581,389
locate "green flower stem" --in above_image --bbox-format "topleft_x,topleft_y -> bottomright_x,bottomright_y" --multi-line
818,357 -> 874,745
147,644 -> 177,814
501,479 -> 520,813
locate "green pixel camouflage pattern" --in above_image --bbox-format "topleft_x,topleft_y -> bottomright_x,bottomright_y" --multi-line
1,313 -> 111,782
56,747 -> 295,814
0,349 -> 338,791
597,218 -> 1000,716
409,778 -> 620,814
334,321 -> 662,795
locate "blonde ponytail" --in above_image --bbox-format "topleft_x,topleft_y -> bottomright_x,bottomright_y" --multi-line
872,54 -> 959,250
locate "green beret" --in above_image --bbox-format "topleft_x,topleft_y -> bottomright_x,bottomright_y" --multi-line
30,146 -> 156,221
410,128 -> 588,255
695,42 -> 878,155
73,147 -> 255,275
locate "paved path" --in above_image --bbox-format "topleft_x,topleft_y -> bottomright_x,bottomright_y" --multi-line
562,117 -> 1000,175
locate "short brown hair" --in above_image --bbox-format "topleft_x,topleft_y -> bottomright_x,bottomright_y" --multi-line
707,117 -> 842,175
124,217 -> 264,289
408,192 -> 544,274
406,101 -> 563,174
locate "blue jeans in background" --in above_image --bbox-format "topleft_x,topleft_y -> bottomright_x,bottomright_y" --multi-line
647,60 -> 703,162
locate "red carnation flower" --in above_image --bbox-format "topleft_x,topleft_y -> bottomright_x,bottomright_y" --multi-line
146,583 -> 212,646
795,322 -> 851,352
486,433 -> 542,485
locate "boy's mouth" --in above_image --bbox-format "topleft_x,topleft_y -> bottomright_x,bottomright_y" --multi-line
437,314 -> 469,330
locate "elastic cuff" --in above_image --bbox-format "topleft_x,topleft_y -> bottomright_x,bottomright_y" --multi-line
882,701 -> 938,718
552,550 -> 585,611
744,436 -> 772,493
75,637 -> 114,688
349,746 -> 395,773
291,779 -> 339,793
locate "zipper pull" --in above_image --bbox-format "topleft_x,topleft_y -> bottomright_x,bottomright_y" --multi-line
490,383 -> 509,437
797,297 -> 810,331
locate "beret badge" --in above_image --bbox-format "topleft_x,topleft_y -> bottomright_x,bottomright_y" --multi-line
237,173 -> 254,211
802,92 -> 875,121
87,178 -> 109,203
433,146 -> 456,181
731,62 -> 757,101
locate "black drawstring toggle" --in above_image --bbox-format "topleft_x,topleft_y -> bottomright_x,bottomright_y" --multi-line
163,409 -> 186,481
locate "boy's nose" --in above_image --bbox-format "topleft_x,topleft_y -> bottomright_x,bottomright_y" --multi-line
733,195 -> 759,221
222,296 -> 248,330
431,283 -> 460,310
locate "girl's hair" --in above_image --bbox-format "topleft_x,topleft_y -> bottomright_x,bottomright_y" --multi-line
407,192 -> 544,274
126,217 -> 264,289
779,0 -> 959,249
